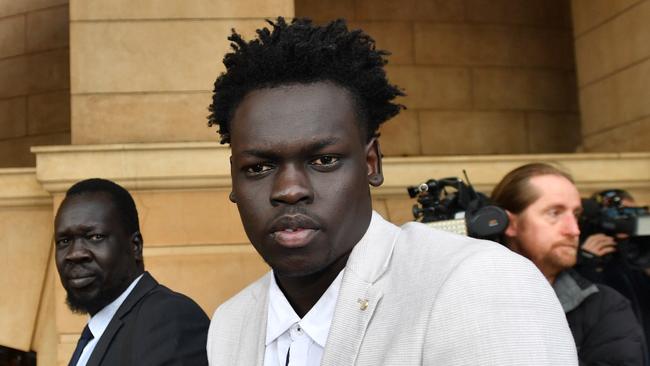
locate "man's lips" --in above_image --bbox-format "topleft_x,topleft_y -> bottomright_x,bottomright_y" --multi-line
67,275 -> 96,289
272,228 -> 318,248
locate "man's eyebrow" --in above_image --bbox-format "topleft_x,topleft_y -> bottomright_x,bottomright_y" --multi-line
240,137 -> 342,157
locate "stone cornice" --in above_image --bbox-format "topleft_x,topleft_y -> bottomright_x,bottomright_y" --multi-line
0,168 -> 51,207
32,142 -> 650,197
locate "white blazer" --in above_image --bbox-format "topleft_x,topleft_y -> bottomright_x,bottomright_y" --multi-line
208,212 -> 578,365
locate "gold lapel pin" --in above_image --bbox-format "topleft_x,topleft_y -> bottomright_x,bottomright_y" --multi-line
357,298 -> 369,311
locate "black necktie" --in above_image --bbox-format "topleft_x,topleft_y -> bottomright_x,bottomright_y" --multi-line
285,346 -> 291,366
68,325 -> 94,366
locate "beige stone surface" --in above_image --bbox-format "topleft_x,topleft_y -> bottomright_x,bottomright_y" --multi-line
580,59 -> 650,135
0,168 -> 51,206
71,92 -> 214,144
55,246 -> 268,333
27,48 -> 70,94
70,20 -> 263,94
414,23 -> 573,69
379,110 -> 420,156
0,97 -> 27,139
135,190 -> 248,247
31,263 -> 57,366
419,111 -> 527,155
0,0 -> 67,17
473,68 -> 578,111
385,197 -> 417,225
572,0 -> 644,35
386,66 -> 471,109
0,15 -> 25,58
295,0 -> 354,22
371,197 -> 389,218
26,5 -> 69,52
0,206 -> 53,350
28,90 -> 70,135
575,0 -> 650,86
0,56 -> 28,98
348,21 -> 413,65
0,132 -> 70,167
583,115 -> 650,152
354,0 -> 463,21
527,112 -> 581,153
466,0 -> 571,27
70,0 -> 293,20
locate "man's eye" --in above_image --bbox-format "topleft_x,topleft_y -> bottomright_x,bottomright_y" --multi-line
245,163 -> 273,175
88,234 -> 105,241
55,238 -> 70,247
311,155 -> 340,166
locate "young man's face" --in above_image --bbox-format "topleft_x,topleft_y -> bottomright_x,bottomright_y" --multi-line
54,192 -> 142,315
229,82 -> 382,277
505,174 -> 582,280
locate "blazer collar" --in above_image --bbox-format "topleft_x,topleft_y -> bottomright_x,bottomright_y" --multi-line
321,211 -> 400,365
86,271 -> 157,366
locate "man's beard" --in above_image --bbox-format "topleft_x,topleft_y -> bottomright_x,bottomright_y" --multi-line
64,279 -> 131,315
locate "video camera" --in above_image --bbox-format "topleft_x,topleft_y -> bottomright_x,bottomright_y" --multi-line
407,173 -> 508,241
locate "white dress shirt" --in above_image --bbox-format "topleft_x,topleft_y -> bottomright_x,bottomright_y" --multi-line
264,270 -> 344,366
75,274 -> 143,366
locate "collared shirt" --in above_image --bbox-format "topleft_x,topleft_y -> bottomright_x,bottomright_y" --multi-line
264,270 -> 344,366
75,274 -> 143,366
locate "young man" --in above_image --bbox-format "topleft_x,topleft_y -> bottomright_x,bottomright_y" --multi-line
492,163 -> 646,365
207,18 -> 577,365
55,179 -> 209,366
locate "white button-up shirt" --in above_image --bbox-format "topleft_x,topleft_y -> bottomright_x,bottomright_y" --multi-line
75,274 -> 143,366
264,270 -> 344,366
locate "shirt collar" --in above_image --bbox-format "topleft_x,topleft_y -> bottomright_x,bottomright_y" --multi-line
87,274 -> 143,340
266,269 -> 344,348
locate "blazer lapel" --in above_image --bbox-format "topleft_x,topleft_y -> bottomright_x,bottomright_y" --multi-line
321,212 -> 399,366
86,272 -> 158,366
237,272 -> 271,366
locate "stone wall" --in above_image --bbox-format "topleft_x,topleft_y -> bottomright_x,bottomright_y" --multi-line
0,0 -> 70,167
296,0 -> 581,156
572,0 -> 650,152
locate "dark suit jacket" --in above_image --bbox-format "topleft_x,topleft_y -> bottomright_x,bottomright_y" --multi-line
85,272 -> 209,366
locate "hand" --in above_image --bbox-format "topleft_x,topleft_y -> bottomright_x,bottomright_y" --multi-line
581,233 -> 617,257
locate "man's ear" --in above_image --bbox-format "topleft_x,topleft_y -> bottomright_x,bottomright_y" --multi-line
131,231 -> 143,261
504,211 -> 518,238
366,138 -> 384,187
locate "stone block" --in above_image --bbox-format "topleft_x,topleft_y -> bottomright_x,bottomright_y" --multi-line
354,0 -> 463,21
26,5 -> 69,52
0,132 -> 69,167
295,0 -> 354,22
385,197 -> 417,225
0,207 -> 52,350
0,15 -> 25,58
414,23 -> 573,69
379,109 -> 420,156
580,60 -> 650,135
582,115 -> 650,152
473,68 -> 578,111
0,56 -> 28,98
527,112 -> 581,153
27,48 -> 70,94
71,92 -> 215,144
575,0 -> 650,86
465,0 -> 571,27
70,20 -> 261,94
28,90 -> 70,135
0,97 -> 27,139
572,0 -> 643,36
132,190 -> 248,247
70,0 -> 293,20
386,65 -> 471,109
348,21 -> 413,65
419,111 -> 527,155
0,0 -> 67,17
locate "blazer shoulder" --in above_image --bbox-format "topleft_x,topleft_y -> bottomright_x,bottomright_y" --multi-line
212,272 -> 270,321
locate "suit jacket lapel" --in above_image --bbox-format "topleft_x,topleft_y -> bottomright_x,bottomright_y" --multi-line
321,212 -> 399,366
237,272 -> 270,366
86,272 -> 157,366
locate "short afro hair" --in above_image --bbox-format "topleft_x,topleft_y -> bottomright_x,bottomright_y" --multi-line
65,178 -> 140,236
208,17 -> 405,144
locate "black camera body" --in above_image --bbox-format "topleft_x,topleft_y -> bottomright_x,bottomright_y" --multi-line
407,177 -> 508,240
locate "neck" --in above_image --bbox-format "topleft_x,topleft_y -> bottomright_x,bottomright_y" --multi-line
275,251 -> 349,318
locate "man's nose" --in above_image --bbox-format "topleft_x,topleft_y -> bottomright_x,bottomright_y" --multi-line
270,164 -> 314,206
563,214 -> 581,237
65,239 -> 92,262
